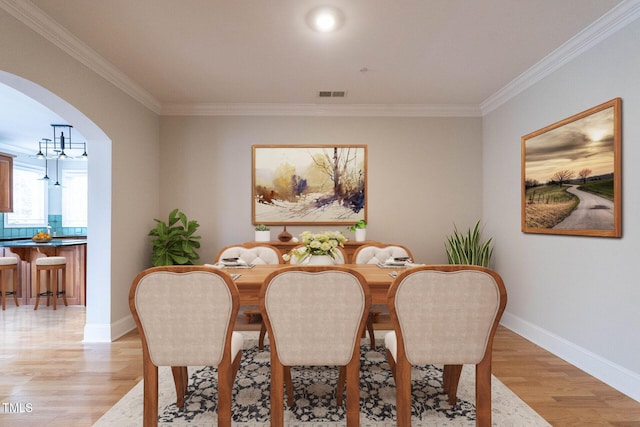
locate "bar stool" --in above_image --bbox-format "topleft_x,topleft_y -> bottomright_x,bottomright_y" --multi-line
0,257 -> 19,310
34,256 -> 68,310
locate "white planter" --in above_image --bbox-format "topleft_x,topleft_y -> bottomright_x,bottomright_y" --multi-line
255,230 -> 271,242
355,228 -> 367,242
304,255 -> 335,265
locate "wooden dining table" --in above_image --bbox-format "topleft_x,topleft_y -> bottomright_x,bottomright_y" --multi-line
222,264 -> 400,307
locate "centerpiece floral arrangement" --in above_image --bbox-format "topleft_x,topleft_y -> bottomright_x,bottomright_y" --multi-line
282,230 -> 347,263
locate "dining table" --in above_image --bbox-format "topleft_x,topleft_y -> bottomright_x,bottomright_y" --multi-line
219,264 -> 401,307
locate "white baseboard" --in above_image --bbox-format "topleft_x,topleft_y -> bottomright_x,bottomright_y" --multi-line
83,314 -> 136,343
501,311 -> 640,403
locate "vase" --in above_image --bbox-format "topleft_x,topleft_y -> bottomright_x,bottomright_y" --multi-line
355,228 -> 367,242
278,226 -> 292,242
305,255 -> 335,265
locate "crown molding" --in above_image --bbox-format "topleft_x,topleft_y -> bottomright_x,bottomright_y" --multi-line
480,0 -> 640,115
161,103 -> 482,117
0,0 -> 162,114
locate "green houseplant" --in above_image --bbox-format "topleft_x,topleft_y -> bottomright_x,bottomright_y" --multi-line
148,209 -> 201,266
347,219 -> 367,242
254,224 -> 271,242
445,220 -> 493,267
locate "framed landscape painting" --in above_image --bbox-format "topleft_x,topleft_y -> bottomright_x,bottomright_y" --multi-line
521,98 -> 621,237
252,145 -> 367,225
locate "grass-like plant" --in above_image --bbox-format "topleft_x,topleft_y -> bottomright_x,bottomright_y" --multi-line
149,209 -> 201,266
445,220 -> 493,267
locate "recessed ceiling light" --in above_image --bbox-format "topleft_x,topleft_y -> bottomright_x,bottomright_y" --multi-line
307,6 -> 344,33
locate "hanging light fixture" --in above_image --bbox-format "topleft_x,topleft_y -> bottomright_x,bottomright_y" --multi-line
33,124 -> 88,185
33,124 -> 88,160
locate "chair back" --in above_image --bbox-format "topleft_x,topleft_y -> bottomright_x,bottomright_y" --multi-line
353,243 -> 414,264
130,266 -> 240,367
215,244 -> 283,265
388,265 -> 506,366
260,266 -> 371,366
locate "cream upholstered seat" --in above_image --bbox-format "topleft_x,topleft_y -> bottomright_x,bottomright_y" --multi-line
260,266 -> 371,427
0,256 -> 19,310
352,243 -> 414,265
385,265 -> 507,427
214,244 -> 284,350
214,243 -> 283,265
353,243 -> 414,349
130,266 -> 243,427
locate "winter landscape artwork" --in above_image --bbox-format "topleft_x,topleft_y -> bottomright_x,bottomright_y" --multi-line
252,145 -> 367,225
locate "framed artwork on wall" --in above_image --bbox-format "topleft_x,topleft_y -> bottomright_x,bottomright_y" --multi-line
252,145 -> 367,225
521,98 -> 622,237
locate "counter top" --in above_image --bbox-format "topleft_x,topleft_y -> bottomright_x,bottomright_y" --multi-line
0,239 -> 87,248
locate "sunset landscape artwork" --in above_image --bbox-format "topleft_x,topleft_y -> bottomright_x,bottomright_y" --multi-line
522,98 -> 621,237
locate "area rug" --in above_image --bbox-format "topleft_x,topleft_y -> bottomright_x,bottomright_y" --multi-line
94,332 -> 550,426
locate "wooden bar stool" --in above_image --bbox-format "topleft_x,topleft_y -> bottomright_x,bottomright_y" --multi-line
0,257 -> 19,310
34,256 -> 67,310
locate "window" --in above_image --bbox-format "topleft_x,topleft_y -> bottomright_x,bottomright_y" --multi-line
5,164 -> 48,227
62,169 -> 88,227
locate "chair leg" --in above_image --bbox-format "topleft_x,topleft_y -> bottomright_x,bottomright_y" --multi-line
443,364 -> 463,405
270,358 -> 285,427
218,362 -> 233,427
143,361 -> 159,427
60,266 -> 68,306
475,359 -> 492,427
284,366 -> 294,407
259,322 -> 267,350
12,267 -> 19,307
51,269 -> 57,310
336,366 -> 346,406
396,358 -> 412,427
345,360 -> 360,427
171,366 -> 188,408
34,268 -> 41,310
1,270 -> 6,311
366,312 -> 376,349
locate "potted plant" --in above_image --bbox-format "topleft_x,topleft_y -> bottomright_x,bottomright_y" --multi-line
347,219 -> 367,242
255,224 -> 271,242
148,209 -> 201,266
445,220 -> 493,267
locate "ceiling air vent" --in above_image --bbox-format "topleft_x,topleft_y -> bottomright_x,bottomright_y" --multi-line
318,91 -> 347,98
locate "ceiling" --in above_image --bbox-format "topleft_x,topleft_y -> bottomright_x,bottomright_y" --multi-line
0,0 -> 625,154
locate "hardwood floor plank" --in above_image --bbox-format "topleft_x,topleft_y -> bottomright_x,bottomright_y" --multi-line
1,306 -> 639,426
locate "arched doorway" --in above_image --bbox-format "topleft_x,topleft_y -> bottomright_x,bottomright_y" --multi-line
0,71 -> 112,341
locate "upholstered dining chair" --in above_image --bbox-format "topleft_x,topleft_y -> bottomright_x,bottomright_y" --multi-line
352,243 -> 414,265
353,243 -> 415,349
214,243 -> 284,350
214,242 -> 283,265
130,266 -> 243,427
260,266 -> 371,427
384,265 -> 507,427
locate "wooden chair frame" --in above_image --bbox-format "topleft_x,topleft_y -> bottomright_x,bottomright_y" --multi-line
214,242 -> 284,264
259,266 -> 371,427
386,265 -> 507,427
129,265 -> 242,427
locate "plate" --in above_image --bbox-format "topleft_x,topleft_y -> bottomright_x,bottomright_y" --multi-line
32,237 -> 52,243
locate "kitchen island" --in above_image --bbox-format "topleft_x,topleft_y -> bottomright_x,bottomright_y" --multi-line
0,238 -> 87,306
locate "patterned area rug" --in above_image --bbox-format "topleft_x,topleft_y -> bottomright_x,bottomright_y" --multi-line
95,332 -> 550,427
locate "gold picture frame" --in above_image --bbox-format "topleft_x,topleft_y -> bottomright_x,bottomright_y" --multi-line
522,98 -> 622,237
252,145 -> 367,225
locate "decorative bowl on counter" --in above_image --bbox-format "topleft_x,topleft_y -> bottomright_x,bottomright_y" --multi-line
32,237 -> 52,243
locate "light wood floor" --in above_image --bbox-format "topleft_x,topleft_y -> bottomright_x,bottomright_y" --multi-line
1,306 -> 639,426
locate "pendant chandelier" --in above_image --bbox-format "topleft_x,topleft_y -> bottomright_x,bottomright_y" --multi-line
35,124 -> 87,184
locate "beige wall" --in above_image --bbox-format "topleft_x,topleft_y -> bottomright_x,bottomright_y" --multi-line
160,115 -> 483,264
0,10 -> 160,339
